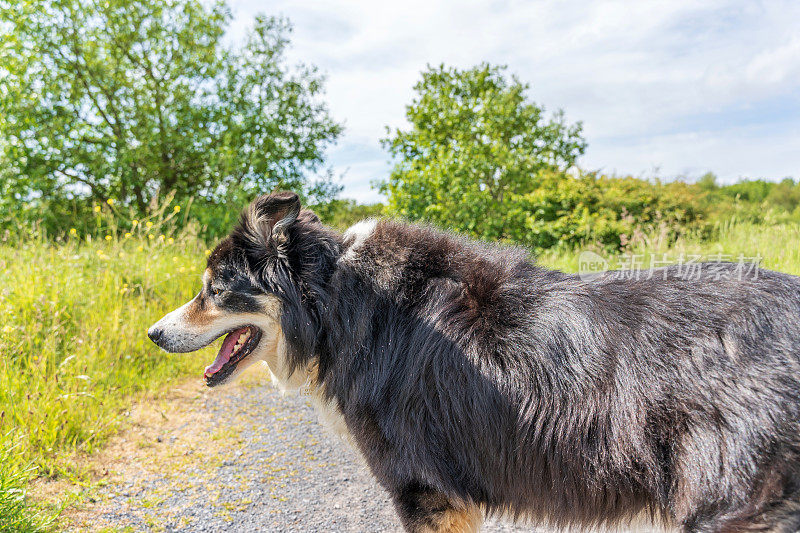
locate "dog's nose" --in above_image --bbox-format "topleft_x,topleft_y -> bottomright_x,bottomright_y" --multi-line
147,326 -> 163,344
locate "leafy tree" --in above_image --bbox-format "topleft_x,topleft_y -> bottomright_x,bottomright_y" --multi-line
380,63 -> 586,243
0,0 -> 342,216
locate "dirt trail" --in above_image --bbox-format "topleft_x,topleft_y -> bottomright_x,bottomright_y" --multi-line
47,368 -> 533,532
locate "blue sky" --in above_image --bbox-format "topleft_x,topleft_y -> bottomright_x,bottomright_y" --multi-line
227,0 -> 800,203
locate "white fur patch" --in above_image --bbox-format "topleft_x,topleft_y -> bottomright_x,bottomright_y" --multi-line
341,219 -> 377,262
263,358 -> 353,445
262,330 -> 309,393
310,392 -> 351,440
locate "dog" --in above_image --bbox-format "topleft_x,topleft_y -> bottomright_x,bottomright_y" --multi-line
149,191 -> 800,532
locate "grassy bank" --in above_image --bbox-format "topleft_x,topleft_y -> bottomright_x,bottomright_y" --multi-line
1,216 -> 799,529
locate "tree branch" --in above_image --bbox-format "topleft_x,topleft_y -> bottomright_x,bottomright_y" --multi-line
55,167 -> 107,199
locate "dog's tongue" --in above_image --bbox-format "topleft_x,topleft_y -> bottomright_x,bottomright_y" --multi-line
204,328 -> 245,378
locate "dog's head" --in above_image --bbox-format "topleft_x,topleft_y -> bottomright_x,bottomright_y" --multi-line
147,191 -> 322,389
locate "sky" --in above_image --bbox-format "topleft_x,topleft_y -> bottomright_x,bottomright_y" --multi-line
226,0 -> 800,203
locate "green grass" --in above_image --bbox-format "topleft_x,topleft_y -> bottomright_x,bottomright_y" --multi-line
1,215 -> 799,529
0,441 -> 54,532
0,235 -> 211,474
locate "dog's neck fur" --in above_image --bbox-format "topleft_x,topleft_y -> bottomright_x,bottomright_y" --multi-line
270,212 -> 343,378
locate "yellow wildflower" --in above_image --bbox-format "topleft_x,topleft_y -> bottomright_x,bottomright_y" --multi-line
106,198 -> 115,206
94,205 -> 101,213
148,234 -> 154,240
105,235 -> 112,241
173,205 -> 181,213
124,232 -> 131,239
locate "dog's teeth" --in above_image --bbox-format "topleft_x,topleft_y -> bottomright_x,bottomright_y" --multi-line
230,330 -> 251,355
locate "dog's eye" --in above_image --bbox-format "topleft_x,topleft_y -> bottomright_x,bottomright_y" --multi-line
211,287 -> 223,296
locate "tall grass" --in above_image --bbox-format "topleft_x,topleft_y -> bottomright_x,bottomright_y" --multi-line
0,440 -> 53,532
0,200 -> 218,525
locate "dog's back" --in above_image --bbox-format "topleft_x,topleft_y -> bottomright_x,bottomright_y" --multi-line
327,219 -> 800,532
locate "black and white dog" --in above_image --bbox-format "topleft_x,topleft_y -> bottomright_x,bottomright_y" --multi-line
149,192 -> 800,532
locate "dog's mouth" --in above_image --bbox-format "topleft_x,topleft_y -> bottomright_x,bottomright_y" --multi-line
203,325 -> 263,387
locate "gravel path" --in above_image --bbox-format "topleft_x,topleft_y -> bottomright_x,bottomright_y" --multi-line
65,374 -> 537,532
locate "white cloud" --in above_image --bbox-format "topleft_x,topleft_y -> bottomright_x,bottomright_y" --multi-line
746,36 -> 800,87
228,0 -> 800,202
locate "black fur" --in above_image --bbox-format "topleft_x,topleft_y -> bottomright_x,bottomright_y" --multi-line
213,192 -> 800,532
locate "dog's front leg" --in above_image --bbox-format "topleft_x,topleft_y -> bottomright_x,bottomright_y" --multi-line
392,483 -> 482,533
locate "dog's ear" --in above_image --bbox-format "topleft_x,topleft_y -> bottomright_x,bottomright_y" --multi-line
242,191 -> 301,247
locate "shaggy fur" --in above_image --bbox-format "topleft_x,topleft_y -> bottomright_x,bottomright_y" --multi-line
152,192 -> 800,533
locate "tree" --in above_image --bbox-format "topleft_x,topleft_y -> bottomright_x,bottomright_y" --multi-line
0,0 -> 342,215
380,63 -> 586,244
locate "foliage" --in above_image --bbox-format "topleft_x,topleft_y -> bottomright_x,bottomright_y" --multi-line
0,0 -> 342,219
311,198 -> 384,231
381,164 -> 800,252
380,63 -> 586,242
495,171 -> 693,250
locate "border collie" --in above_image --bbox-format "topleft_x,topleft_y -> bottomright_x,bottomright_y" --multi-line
148,192 -> 800,532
